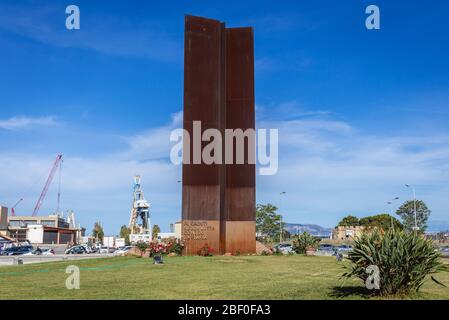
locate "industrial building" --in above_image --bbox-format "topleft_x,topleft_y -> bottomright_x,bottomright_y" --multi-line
1,206 -> 85,245
0,154 -> 86,245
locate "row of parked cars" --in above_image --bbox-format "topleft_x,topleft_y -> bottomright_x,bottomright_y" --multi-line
0,244 -> 135,256
273,243 -> 353,254
64,244 -> 134,255
0,246 -> 55,256
274,244 -> 449,256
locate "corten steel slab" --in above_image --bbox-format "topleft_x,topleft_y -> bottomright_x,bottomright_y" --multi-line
225,221 -> 257,253
183,16 -> 225,187
182,16 -> 225,227
225,27 -> 256,224
182,15 -> 255,254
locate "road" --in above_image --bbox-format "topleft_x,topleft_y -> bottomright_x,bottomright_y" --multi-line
0,253 -> 116,266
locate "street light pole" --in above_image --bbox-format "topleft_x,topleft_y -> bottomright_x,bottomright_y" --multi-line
387,197 -> 399,230
279,192 -> 286,243
405,184 -> 419,231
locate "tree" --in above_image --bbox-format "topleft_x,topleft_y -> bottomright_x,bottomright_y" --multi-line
395,200 -> 431,232
359,214 -> 403,232
152,225 -> 161,240
256,203 -> 286,243
337,215 -> 360,227
292,232 -> 321,254
92,222 -> 104,243
119,225 -> 131,245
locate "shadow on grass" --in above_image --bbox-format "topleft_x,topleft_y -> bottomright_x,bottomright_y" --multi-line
330,286 -> 374,299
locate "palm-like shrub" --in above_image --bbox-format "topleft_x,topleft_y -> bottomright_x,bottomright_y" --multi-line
343,228 -> 447,296
292,232 -> 321,254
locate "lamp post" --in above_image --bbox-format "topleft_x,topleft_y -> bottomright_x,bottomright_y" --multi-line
386,197 -> 399,212
279,191 -> 286,243
386,197 -> 399,230
405,184 -> 419,231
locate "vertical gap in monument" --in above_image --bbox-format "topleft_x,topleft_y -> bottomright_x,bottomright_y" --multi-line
219,21 -> 227,255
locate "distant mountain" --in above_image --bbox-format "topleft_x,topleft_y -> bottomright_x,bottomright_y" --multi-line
284,221 -> 449,236
284,223 -> 333,238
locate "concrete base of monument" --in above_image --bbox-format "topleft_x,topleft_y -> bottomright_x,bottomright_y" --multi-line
182,220 -> 220,255
181,220 -> 256,255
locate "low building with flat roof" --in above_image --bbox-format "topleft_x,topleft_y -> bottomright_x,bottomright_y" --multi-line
332,226 -> 365,241
7,214 -> 85,245
8,214 -> 69,228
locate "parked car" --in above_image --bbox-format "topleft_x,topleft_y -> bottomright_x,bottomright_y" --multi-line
87,246 -> 98,253
274,243 -> 293,254
41,248 -> 55,255
65,245 -> 87,254
23,248 -> 55,256
0,246 -> 33,256
80,245 -> 93,254
99,246 -> 110,254
114,246 -> 134,255
318,244 -> 335,252
440,246 -> 449,253
337,244 -> 353,252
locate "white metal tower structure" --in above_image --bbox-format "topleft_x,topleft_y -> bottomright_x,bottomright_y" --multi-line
67,210 -> 76,228
128,175 -> 151,238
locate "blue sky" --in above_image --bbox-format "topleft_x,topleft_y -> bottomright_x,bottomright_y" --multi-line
0,0 -> 448,234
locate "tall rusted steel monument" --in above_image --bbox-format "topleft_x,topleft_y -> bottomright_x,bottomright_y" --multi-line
182,15 -> 256,255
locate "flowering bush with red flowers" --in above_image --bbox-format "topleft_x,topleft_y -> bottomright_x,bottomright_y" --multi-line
163,238 -> 185,255
197,243 -> 214,256
148,241 -> 167,257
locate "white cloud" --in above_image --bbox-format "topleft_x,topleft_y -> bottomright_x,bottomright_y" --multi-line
0,107 -> 448,233
257,113 -> 449,227
0,116 -> 59,130
0,152 -> 180,235
0,111 -> 183,233
257,101 -> 330,121
0,3 -> 181,62
120,111 -> 182,161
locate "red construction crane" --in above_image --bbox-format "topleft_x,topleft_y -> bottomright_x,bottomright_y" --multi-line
32,154 -> 63,217
10,198 -> 23,216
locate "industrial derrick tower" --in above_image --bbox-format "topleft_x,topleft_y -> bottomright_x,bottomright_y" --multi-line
128,175 -> 151,238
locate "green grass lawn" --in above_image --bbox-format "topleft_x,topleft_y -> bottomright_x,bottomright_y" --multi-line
0,255 -> 448,300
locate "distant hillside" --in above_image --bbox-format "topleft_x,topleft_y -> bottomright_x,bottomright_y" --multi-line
283,221 -> 449,236
284,223 -> 332,238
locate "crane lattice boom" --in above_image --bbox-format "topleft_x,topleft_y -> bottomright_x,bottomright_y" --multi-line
32,154 -> 63,217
